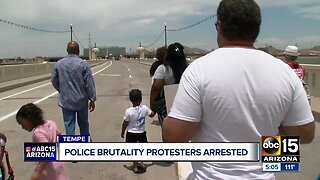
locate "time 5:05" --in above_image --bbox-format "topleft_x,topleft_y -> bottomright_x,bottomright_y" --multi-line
262,163 -> 281,172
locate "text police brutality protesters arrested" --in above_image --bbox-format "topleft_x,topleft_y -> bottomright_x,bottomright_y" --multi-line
162,0 -> 315,180
51,41 -> 96,136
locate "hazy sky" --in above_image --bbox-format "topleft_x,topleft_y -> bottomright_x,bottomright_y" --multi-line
0,0 -> 319,58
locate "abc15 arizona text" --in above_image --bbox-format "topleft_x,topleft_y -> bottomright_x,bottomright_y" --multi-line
261,136 -> 300,163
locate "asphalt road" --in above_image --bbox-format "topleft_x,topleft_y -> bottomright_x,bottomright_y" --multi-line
0,60 -> 176,180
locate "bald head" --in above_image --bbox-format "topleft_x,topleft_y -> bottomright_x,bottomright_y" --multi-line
67,41 -> 80,55
0,133 -> 6,143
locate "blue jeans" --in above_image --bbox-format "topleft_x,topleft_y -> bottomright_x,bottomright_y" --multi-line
62,104 -> 90,135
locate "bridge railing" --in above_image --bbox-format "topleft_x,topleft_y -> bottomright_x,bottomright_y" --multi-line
129,59 -> 320,98
0,60 -> 105,83
302,64 -> 320,97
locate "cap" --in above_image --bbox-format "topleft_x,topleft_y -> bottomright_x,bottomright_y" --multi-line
284,45 -> 299,56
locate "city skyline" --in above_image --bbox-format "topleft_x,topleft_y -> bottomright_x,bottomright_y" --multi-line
0,0 -> 319,58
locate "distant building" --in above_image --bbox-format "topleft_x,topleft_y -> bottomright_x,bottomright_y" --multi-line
83,46 -> 126,58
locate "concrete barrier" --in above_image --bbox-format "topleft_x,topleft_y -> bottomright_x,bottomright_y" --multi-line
135,60 -> 320,98
0,60 -> 105,83
302,64 -> 320,97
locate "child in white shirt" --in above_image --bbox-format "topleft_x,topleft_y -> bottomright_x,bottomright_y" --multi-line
121,89 -> 155,173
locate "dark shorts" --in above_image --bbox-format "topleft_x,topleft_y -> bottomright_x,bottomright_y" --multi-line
126,131 -> 148,143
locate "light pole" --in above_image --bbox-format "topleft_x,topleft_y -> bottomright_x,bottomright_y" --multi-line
70,24 -> 73,41
164,23 -> 167,48
139,42 -> 141,63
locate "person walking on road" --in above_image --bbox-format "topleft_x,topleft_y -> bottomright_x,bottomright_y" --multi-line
149,46 -> 167,79
51,41 -> 96,136
284,45 -> 311,103
0,132 -> 7,171
284,45 -> 304,79
150,42 -> 188,124
121,89 -> 155,173
16,103 -> 69,180
162,0 -> 315,179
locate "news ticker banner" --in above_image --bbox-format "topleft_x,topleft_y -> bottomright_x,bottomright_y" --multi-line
24,135 -> 300,167
24,136 -> 259,162
57,142 -> 259,162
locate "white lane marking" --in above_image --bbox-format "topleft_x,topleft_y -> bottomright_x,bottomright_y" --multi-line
122,62 -> 130,71
0,61 -> 113,122
0,82 -> 51,101
92,61 -> 113,76
0,62 -> 108,101
98,74 -> 121,77
121,62 -> 133,79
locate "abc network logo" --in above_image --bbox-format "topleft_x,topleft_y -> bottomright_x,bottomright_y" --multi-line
261,136 -> 299,156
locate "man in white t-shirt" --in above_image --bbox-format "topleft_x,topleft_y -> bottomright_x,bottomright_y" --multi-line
162,0 -> 315,179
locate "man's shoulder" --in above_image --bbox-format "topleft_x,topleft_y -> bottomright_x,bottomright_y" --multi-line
56,57 -> 66,64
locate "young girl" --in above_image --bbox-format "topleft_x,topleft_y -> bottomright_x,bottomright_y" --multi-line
16,103 -> 69,180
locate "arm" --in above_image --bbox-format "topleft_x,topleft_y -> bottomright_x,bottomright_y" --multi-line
121,121 -> 129,138
150,79 -> 165,109
121,110 -> 130,138
162,117 -> 200,142
84,63 -> 97,111
145,105 -> 156,118
150,65 -> 165,109
161,64 -> 202,142
280,75 -> 315,144
32,132 -> 49,180
51,65 -> 60,92
279,122 -> 315,144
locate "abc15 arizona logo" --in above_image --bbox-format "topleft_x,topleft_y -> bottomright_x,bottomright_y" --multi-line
261,136 -> 300,162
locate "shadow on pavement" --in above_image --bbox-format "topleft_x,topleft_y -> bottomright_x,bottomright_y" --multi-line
123,163 -> 156,174
151,120 -> 161,126
152,162 -> 174,167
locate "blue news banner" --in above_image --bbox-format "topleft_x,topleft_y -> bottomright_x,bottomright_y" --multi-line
57,135 -> 90,143
24,135 -> 90,161
24,143 -> 57,161
281,163 -> 299,171
25,135 -> 260,162
262,163 -> 299,172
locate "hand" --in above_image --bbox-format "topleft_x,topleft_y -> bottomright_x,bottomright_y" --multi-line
31,172 -> 42,180
121,133 -> 124,138
150,102 -> 155,111
89,100 -> 95,112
